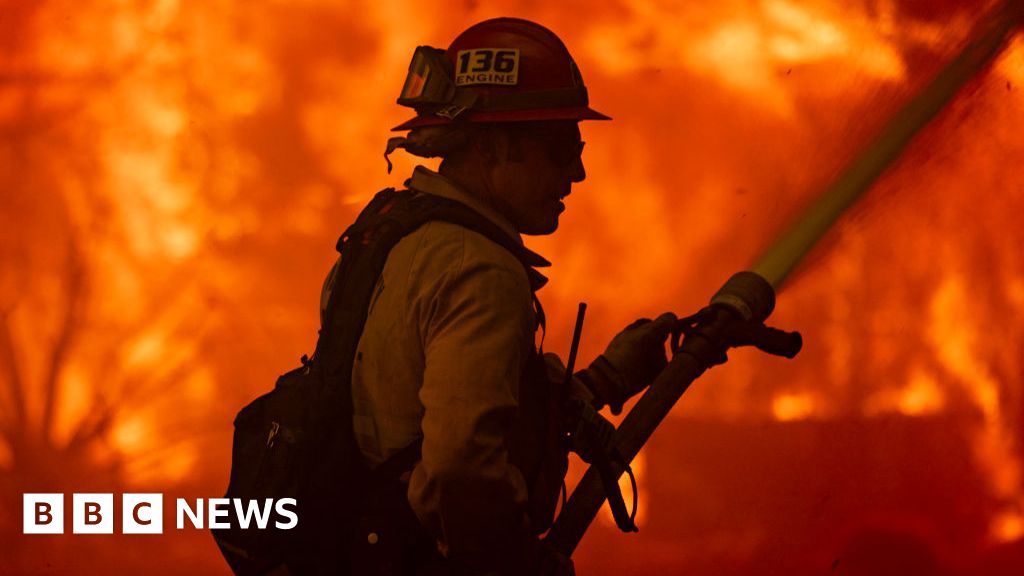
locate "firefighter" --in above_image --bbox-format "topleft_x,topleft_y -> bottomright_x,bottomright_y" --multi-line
344,17 -> 676,575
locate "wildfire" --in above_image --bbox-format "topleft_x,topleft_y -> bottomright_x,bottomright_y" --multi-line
772,391 -> 818,421
863,366 -> 945,417
3,0 -> 1023,574
583,0 -> 914,115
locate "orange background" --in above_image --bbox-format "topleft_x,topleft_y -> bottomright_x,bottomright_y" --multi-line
2,0 -> 1023,574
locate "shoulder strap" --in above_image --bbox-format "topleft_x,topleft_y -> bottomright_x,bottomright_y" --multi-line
357,191 -> 550,288
316,188 -> 550,478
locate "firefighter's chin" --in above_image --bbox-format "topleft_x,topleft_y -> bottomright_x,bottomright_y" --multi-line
520,199 -> 564,236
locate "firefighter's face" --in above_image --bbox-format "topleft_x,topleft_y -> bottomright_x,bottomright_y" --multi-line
484,121 -> 586,235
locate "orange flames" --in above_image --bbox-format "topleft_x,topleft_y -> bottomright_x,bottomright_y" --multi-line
2,0 -> 1023,574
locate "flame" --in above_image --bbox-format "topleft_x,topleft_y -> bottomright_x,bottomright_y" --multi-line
584,0 -> 908,116
772,391 -> 818,421
993,509 -> 1024,543
111,416 -> 154,455
998,34 -> 1024,86
863,366 -> 945,417
930,275 -> 1021,508
3,0 -> 1024,573
50,364 -> 93,445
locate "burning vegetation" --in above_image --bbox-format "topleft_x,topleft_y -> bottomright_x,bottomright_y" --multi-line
2,1 -> 1022,574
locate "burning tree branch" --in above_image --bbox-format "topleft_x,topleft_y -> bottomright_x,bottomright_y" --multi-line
0,310 -> 28,439
39,235 -> 87,444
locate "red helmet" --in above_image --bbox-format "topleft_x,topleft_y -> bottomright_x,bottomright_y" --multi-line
392,17 -> 610,131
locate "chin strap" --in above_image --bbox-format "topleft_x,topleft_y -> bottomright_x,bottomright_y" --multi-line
384,136 -> 411,174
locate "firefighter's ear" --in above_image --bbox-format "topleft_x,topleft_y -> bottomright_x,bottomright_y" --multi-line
487,127 -> 526,164
472,127 -> 502,168
503,131 -> 526,163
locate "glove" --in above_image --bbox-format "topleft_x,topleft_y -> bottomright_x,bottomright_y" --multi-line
579,312 -> 676,414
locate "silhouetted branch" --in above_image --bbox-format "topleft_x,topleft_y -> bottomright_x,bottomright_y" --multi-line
0,310 -> 27,430
40,235 -> 86,443
63,395 -> 115,454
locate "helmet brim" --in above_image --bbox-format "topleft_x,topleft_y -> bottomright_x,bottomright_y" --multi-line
390,106 -> 611,131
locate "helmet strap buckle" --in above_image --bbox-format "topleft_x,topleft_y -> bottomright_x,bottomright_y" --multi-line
435,104 -> 468,120
435,90 -> 478,120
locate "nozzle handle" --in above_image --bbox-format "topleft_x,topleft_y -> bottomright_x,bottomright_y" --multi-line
742,324 -> 802,359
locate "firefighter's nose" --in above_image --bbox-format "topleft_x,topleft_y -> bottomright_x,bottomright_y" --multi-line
570,155 -> 586,183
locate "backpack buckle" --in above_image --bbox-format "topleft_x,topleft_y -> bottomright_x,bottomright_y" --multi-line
266,421 -> 281,448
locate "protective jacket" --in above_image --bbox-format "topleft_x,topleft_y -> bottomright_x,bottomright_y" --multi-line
321,166 -> 570,573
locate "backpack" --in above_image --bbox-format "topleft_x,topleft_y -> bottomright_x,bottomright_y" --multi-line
214,187 -> 551,576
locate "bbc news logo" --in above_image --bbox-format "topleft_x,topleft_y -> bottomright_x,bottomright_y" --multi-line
23,494 -> 297,534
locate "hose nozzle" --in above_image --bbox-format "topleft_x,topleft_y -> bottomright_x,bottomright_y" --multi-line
710,271 -> 776,322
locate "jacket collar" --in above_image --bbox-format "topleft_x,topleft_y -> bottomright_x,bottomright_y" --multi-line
407,166 -> 523,246
405,166 -> 551,287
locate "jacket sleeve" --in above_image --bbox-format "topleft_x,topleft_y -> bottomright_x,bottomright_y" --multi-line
406,228 -> 538,571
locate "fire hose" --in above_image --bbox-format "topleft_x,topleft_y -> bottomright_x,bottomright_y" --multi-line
546,0 -> 1024,557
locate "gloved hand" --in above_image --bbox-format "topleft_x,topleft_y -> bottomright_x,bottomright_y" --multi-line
579,312 -> 676,414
